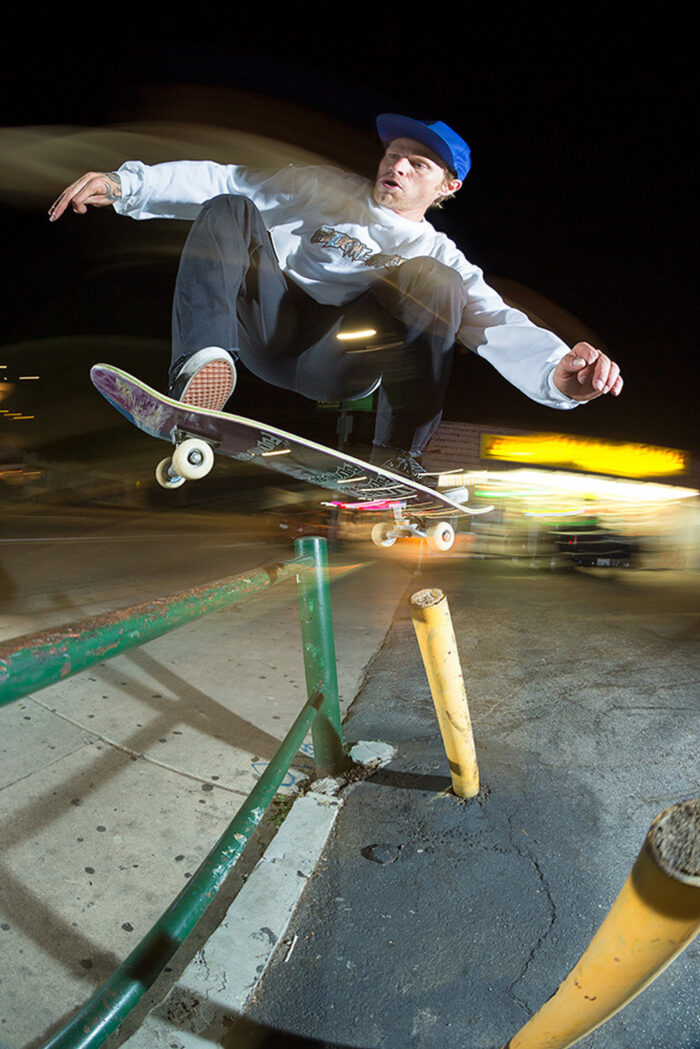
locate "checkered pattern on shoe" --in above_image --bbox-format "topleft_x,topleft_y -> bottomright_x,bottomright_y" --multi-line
179,358 -> 235,411
172,349 -> 237,412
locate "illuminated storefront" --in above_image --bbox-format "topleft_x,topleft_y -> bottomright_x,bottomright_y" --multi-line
427,424 -> 699,568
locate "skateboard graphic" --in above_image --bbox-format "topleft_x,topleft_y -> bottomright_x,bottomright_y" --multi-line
91,364 -> 492,551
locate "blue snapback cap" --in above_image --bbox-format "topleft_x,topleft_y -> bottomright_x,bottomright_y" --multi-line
376,113 -> 471,180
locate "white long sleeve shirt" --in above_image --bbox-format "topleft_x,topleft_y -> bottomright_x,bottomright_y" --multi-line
114,159 -> 579,410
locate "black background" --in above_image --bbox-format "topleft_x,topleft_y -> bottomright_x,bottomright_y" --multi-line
1,20 -> 696,455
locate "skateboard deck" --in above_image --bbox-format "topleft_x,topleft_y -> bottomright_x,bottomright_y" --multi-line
91,363 -> 492,550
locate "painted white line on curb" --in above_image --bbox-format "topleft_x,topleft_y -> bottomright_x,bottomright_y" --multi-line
121,792 -> 342,1048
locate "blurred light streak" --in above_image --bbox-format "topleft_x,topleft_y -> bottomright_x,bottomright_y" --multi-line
337,329 -> 377,341
0,123 -> 328,211
523,508 -> 587,518
480,432 -> 688,479
480,469 -> 698,505
438,471 -> 488,489
458,467 -> 699,566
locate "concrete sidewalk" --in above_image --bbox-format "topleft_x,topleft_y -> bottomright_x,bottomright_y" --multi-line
0,505 -> 416,1049
235,558 -> 699,1049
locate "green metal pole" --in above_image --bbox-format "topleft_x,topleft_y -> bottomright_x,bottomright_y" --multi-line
0,555 -> 311,707
294,536 -> 347,777
40,691 -> 322,1049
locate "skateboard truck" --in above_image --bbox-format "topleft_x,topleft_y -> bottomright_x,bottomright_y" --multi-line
326,498 -> 457,552
370,513 -> 456,552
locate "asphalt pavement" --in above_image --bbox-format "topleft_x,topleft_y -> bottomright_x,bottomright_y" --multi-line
235,557 -> 699,1049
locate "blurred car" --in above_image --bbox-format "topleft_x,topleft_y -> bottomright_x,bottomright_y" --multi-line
550,521 -> 638,568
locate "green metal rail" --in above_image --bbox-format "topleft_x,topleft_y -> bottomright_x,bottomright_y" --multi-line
1,552 -> 305,706
0,536 -> 347,1049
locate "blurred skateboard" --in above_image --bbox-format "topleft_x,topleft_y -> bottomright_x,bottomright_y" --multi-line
91,363 -> 492,551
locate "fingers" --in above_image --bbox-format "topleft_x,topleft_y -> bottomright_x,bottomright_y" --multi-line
570,341 -> 623,398
590,354 -> 622,396
48,172 -> 97,221
47,190 -> 71,222
48,172 -> 114,222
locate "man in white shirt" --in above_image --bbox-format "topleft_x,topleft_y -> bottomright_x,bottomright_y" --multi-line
49,114 -> 622,480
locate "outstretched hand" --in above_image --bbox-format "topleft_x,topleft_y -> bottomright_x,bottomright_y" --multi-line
48,171 -> 122,222
553,342 -> 623,401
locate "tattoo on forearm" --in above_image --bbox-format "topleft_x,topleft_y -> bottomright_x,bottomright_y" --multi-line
103,173 -> 122,202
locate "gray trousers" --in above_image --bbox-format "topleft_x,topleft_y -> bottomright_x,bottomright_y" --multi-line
171,194 -> 466,453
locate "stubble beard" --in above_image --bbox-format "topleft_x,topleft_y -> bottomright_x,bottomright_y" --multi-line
373,179 -> 400,209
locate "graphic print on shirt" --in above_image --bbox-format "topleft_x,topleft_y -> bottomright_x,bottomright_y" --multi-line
311,226 -> 405,269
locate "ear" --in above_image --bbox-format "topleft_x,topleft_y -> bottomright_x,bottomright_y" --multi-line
441,177 -> 462,197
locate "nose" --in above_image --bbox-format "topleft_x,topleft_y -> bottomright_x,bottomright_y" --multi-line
390,154 -> 410,175
384,159 -> 410,185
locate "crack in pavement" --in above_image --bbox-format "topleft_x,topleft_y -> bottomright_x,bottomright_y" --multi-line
505,809 -> 558,1015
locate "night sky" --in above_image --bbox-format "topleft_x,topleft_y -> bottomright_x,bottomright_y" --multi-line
1,23 -> 696,457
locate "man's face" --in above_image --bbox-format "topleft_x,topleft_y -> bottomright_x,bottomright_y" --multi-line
373,138 -> 462,221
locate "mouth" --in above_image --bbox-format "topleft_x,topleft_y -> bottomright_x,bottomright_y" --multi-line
379,176 -> 401,192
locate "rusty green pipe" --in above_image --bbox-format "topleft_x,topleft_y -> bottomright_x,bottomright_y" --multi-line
40,689 -> 322,1049
0,555 -> 312,706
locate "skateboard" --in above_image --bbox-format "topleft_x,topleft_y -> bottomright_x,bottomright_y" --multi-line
91,364 -> 492,552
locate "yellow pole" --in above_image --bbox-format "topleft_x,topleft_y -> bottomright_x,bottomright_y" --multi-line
502,798 -> 700,1049
409,588 -> 479,799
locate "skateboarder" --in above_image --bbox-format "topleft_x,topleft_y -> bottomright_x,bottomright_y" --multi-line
49,113 -> 623,482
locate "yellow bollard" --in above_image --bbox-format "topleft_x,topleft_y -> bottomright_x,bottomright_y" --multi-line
502,798 -> 700,1049
409,588 -> 479,799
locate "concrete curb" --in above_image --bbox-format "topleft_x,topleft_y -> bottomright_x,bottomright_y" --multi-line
121,791 -> 342,1049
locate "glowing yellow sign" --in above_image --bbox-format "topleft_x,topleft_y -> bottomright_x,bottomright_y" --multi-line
480,432 -> 687,478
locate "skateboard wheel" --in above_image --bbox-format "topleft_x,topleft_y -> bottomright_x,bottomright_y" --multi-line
371,522 -> 397,548
171,438 -> 215,480
155,457 -> 186,489
427,521 -> 455,552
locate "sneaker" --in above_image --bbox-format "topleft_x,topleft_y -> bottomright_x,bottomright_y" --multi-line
170,348 -> 237,412
370,447 -> 435,488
